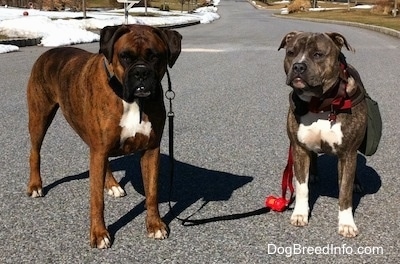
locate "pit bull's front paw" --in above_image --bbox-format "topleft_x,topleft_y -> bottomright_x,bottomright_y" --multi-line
338,208 -> 358,237
290,182 -> 309,227
338,224 -> 359,237
290,213 -> 309,226
147,219 -> 169,239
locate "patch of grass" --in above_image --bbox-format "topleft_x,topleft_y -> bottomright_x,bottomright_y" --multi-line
255,1 -> 400,31
0,34 -> 8,40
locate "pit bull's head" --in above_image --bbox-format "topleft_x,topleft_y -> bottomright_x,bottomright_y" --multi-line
278,31 -> 353,99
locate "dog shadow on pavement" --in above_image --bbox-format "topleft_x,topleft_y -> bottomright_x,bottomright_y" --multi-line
42,153 -> 265,240
309,154 -> 381,214
106,154 -> 266,237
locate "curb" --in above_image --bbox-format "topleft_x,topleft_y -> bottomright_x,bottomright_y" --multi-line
159,20 -> 201,29
273,14 -> 400,39
0,37 -> 42,47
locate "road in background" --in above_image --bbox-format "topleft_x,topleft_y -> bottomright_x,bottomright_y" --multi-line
1,0 -> 399,262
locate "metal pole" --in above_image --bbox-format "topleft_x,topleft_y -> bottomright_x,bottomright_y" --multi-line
124,2 -> 128,24
82,0 -> 86,19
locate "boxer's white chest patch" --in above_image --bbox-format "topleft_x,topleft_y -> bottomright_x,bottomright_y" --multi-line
297,112 -> 343,153
119,100 -> 152,144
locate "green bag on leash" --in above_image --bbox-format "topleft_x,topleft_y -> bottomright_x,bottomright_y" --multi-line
346,66 -> 382,156
358,94 -> 382,156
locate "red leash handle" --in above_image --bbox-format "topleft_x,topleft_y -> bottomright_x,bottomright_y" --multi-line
265,145 -> 295,212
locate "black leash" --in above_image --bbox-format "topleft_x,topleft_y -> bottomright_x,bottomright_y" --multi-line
165,70 -> 269,225
165,69 -> 175,171
165,69 -> 181,221
165,69 -> 197,225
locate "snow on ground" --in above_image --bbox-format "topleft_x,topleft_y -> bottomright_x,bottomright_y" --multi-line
0,0 -> 220,53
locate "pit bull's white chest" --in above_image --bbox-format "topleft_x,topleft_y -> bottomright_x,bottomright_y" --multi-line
119,100 -> 152,145
297,112 -> 343,154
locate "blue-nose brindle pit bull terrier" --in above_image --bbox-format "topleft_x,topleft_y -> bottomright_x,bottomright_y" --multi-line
278,31 -> 368,237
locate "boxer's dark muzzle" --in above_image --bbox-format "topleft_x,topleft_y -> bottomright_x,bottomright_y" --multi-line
124,65 -> 159,102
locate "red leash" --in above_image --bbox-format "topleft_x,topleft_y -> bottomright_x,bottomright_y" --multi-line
266,62 -> 350,211
265,145 -> 295,212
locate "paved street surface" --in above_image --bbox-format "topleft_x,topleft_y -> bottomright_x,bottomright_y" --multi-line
1,0 -> 399,262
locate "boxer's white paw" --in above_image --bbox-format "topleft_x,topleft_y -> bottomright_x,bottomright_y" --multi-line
338,207 -> 358,237
107,186 -> 126,197
148,229 -> 168,240
30,189 -> 43,198
97,236 -> 111,249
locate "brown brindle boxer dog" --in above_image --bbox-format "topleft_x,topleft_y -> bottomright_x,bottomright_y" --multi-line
26,24 -> 182,248
278,32 -> 367,237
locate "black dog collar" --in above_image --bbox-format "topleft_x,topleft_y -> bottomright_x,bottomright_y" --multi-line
103,58 -> 124,99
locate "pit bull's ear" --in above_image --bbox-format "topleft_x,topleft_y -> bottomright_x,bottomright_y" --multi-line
159,28 -> 182,68
99,25 -> 130,62
278,31 -> 301,51
326,32 -> 355,52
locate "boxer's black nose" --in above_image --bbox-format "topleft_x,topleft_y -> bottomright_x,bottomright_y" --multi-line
292,63 -> 307,74
133,66 -> 149,81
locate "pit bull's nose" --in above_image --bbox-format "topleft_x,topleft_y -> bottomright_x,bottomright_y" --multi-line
292,63 -> 307,74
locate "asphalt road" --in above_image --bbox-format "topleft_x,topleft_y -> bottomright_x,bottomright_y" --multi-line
1,0 -> 399,263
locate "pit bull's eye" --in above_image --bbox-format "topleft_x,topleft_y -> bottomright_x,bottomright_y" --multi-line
286,50 -> 295,57
313,52 -> 324,59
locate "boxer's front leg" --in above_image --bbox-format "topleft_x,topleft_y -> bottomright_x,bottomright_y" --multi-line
89,150 -> 111,248
140,147 -> 168,239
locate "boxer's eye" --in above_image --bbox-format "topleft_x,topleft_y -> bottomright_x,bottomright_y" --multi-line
148,54 -> 159,62
146,51 -> 160,62
119,53 -> 135,64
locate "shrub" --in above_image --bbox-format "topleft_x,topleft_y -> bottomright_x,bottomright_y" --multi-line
287,0 -> 311,13
371,0 -> 394,15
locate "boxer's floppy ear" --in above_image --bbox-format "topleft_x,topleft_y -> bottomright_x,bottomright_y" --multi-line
325,32 -> 355,52
278,31 -> 301,50
159,28 -> 182,68
99,25 -> 130,62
